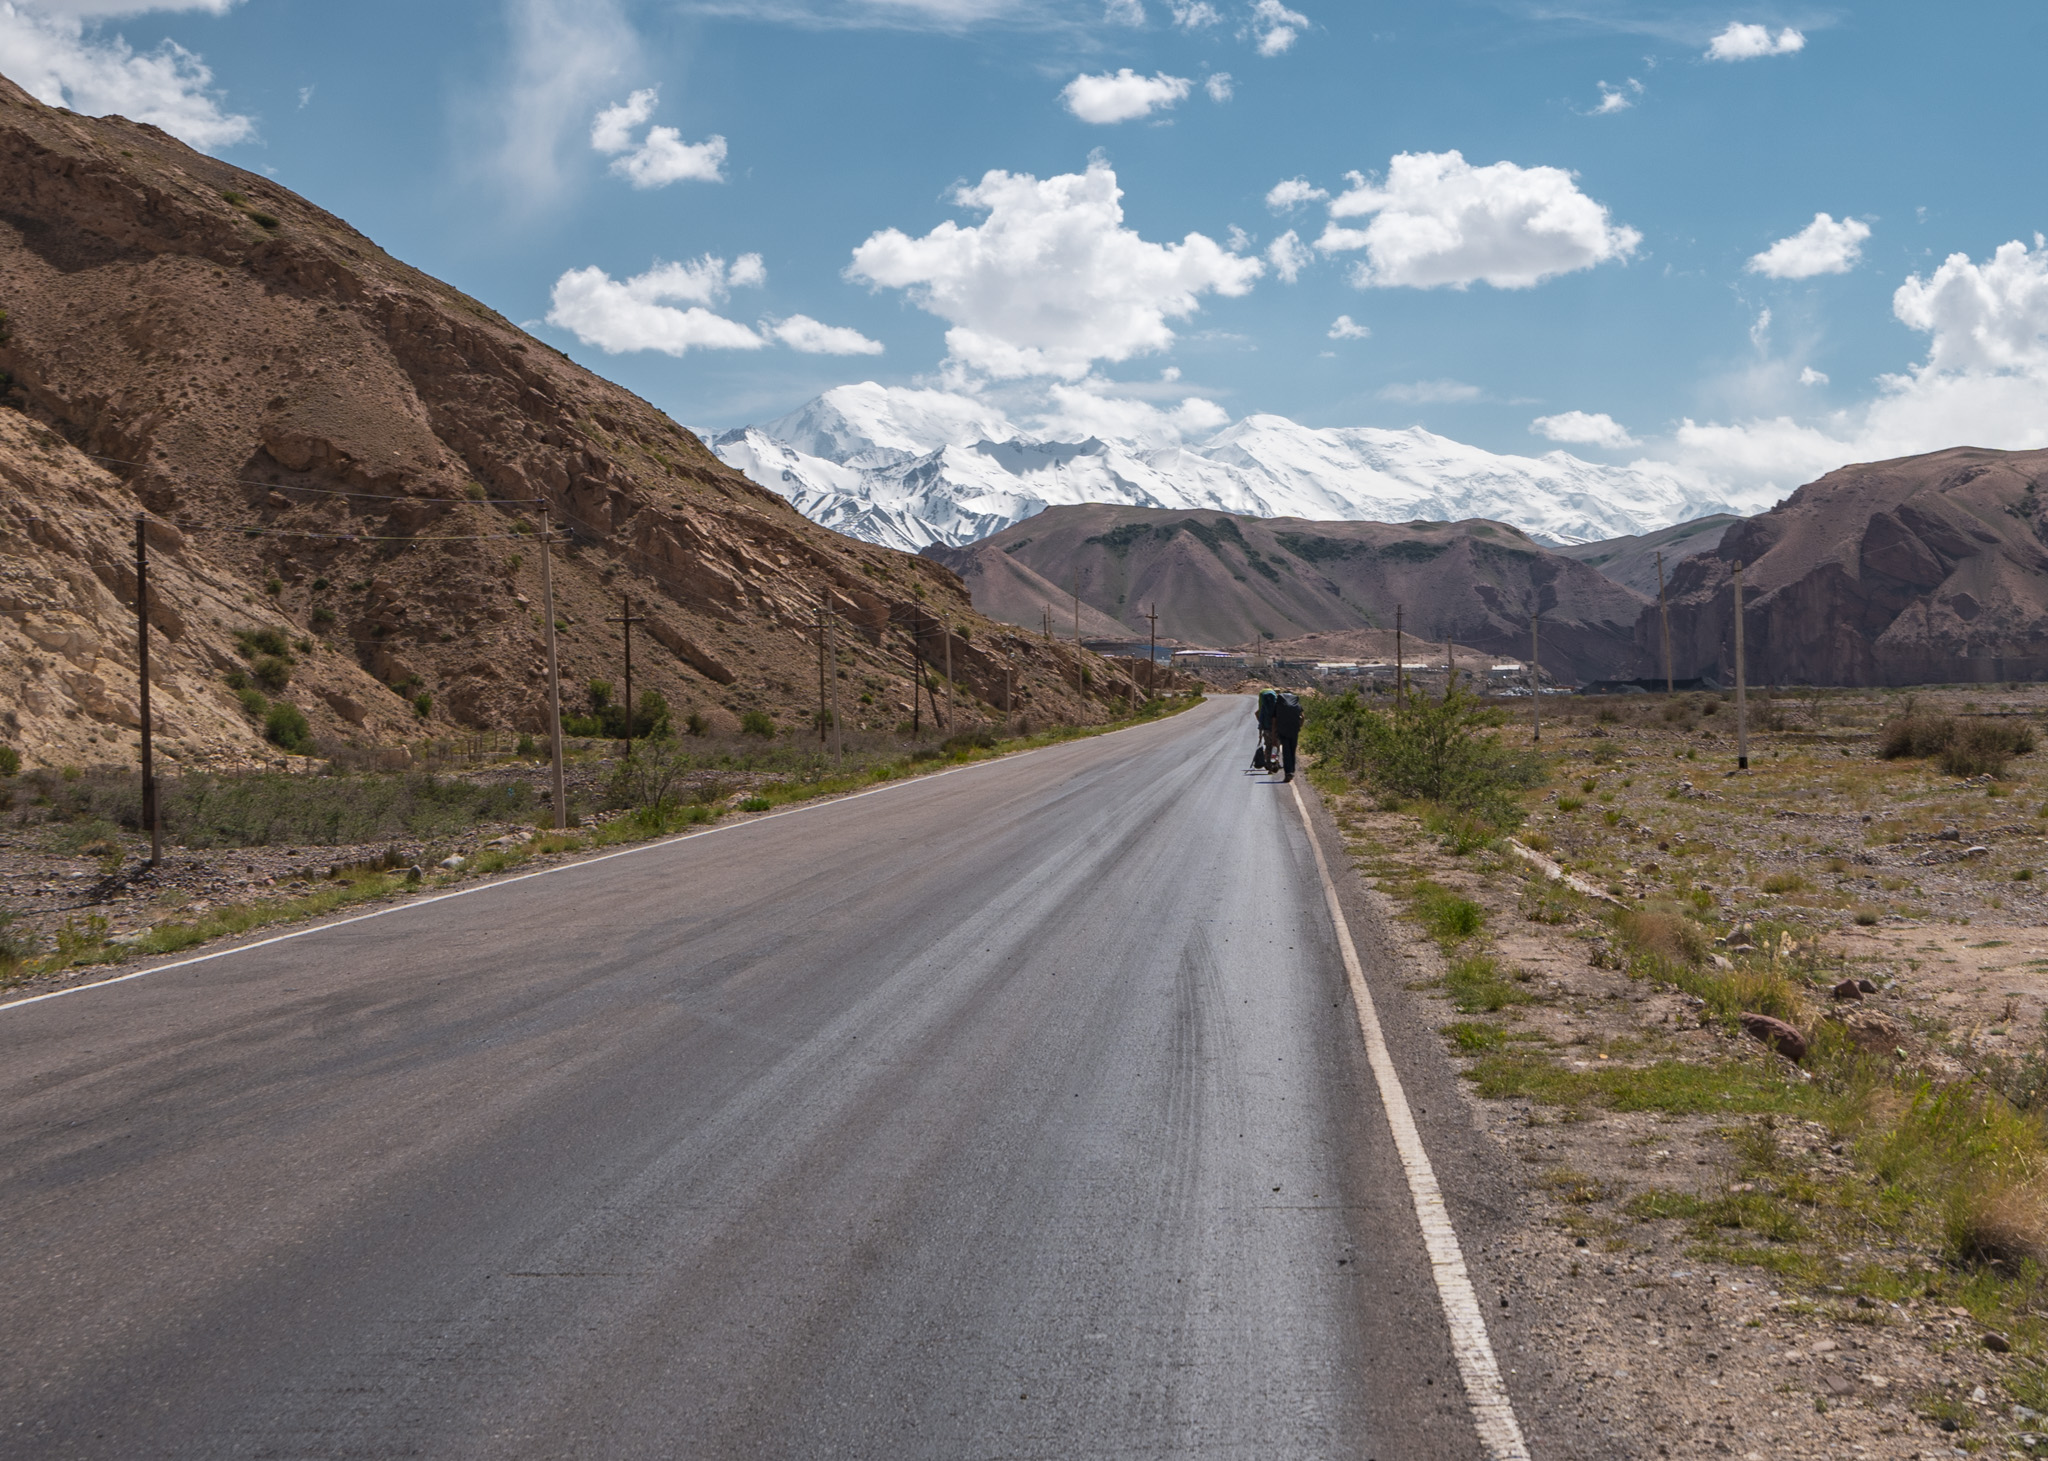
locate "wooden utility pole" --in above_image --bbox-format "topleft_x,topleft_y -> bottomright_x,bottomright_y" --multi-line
539,510 -> 566,829
825,597 -> 844,763
817,595 -> 831,744
942,614 -> 953,730
1655,550 -> 1674,695
1395,604 -> 1405,704
134,515 -> 159,867
605,592 -> 644,758
1146,603 -> 1159,698
1733,560 -> 1749,770
1530,609 -> 1542,745
906,616 -> 921,737
1446,633 -> 1455,698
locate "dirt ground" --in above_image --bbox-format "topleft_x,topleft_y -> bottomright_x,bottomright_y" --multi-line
1323,682 -> 2048,1459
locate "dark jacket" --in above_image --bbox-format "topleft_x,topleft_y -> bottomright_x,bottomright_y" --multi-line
1256,689 -> 1278,731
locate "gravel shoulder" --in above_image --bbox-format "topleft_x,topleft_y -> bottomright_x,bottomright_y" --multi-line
1313,683 -> 2048,1461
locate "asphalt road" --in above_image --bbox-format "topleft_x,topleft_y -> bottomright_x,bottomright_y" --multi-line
0,697 -> 1509,1459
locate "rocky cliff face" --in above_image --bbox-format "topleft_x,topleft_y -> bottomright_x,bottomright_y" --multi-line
926,505 -> 1649,684
1648,447 -> 2048,687
0,75 -> 1102,769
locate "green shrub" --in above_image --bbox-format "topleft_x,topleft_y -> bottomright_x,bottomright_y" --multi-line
0,911 -> 33,980
1878,710 -> 2036,777
739,795 -> 772,812
740,710 -> 776,737
412,693 -> 432,720
684,711 -> 707,737
941,728 -> 997,755
251,655 -> 292,693
263,701 -> 313,753
636,689 -> 670,739
1761,871 -> 1808,894
310,606 -> 336,629
516,733 -> 538,756
1304,683 -> 1542,829
237,686 -> 268,719
234,627 -> 293,660
1941,720 -> 2036,778
0,744 -> 18,777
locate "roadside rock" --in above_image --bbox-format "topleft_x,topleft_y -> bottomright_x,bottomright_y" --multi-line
1739,1012 -> 1808,1062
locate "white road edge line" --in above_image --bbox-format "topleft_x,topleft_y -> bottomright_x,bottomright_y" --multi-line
1291,780 -> 1532,1461
0,710 -> 1194,1016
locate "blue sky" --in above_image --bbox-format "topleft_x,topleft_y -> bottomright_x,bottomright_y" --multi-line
7,0 -> 2048,497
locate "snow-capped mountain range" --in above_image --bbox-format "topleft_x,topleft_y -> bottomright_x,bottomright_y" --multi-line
709,383 -> 1752,552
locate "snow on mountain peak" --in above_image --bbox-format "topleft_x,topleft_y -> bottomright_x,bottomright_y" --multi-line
758,382 -> 1016,466
711,382 -> 1743,552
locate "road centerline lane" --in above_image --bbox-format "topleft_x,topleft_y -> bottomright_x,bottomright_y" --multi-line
0,698 -> 1483,1460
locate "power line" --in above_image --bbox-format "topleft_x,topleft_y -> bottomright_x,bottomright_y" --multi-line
80,450 -> 544,505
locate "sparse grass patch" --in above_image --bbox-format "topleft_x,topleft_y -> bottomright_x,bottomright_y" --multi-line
1444,1020 -> 1509,1051
1467,1049 -> 1811,1117
1411,879 -> 1485,947
1445,954 -> 1529,1012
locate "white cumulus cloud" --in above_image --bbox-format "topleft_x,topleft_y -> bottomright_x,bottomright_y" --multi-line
1248,0 -> 1307,55
1060,68 -> 1191,124
1530,410 -> 1637,448
1169,0 -> 1220,25
0,1 -> 253,147
1747,212 -> 1870,279
1892,237 -> 2048,373
1327,314 -> 1370,340
1103,0 -> 1143,23
1204,71 -> 1232,102
1265,176 -> 1327,212
1648,239 -> 2048,504
589,86 -> 726,186
612,127 -> 726,186
1266,229 -> 1310,282
846,160 -> 1264,381
547,254 -> 766,354
767,314 -> 885,355
590,86 -> 657,153
1315,150 -> 1640,290
1799,366 -> 1828,385
1705,22 -> 1804,60
1592,78 -> 1641,114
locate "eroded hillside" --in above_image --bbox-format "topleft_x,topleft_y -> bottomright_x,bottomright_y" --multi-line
0,74 -> 1112,769
928,505 -> 1650,683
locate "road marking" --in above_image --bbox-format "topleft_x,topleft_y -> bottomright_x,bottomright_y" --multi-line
0,708 -> 1207,1016
1291,780 -> 1531,1461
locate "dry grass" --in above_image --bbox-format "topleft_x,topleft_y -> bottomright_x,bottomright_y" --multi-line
1957,1174 -> 2048,1267
1616,905 -> 1707,966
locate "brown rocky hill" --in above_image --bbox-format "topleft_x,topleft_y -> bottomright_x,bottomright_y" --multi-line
1649,447 -> 2048,686
0,74 -> 1109,771
1554,513 -> 1739,597
924,505 -> 1649,684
